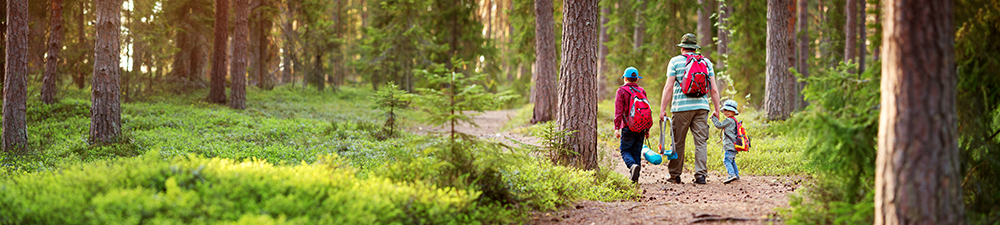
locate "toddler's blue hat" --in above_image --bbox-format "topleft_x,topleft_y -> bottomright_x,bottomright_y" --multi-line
723,100 -> 739,115
622,67 -> 642,79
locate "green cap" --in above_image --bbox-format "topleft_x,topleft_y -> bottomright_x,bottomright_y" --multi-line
677,33 -> 701,49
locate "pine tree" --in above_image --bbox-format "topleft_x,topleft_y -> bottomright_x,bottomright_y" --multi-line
531,0 -> 556,124
41,0 -> 64,104
3,0 -> 29,152
876,0 -> 965,223
91,0 -> 122,144
231,0 -> 249,109
764,0 -> 796,120
208,0 -> 229,104
556,0 -> 599,170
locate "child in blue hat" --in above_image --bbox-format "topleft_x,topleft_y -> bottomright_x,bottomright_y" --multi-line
711,100 -> 742,184
614,67 -> 653,183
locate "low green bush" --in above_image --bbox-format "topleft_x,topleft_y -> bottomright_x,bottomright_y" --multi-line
4,85 -> 638,223
0,152 -> 480,224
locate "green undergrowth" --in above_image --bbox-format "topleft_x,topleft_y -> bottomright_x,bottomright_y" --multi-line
508,101 -> 809,177
2,85 -> 637,224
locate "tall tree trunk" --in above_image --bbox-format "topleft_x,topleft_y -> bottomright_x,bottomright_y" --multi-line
208,0 -> 229,103
281,1 -> 294,84
796,0 -> 808,110
531,0 -> 556,124
717,3 -> 730,69
74,0 -> 85,90
632,0 -> 645,52
597,5 -> 609,100
3,0 -> 27,152
90,0 -> 122,144
845,0 -> 856,67
248,0 -> 260,88
697,0 -> 713,59
764,0 -> 796,121
231,0 -> 248,110
28,13 -> 44,77
556,0 -> 598,170
857,0 -> 865,74
486,0 -> 492,40
876,0 -> 965,224
41,0 -> 64,104
1,0 -> 7,86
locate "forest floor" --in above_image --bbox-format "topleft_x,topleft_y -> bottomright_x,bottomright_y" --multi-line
423,110 -> 801,224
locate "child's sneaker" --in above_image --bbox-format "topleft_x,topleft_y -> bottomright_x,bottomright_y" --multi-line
723,176 -> 738,184
630,164 -> 641,183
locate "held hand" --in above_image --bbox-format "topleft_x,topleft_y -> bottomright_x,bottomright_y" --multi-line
712,111 -> 720,119
645,132 -> 650,139
615,130 -> 622,139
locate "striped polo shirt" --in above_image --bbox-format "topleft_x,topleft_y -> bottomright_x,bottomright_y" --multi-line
667,53 -> 714,112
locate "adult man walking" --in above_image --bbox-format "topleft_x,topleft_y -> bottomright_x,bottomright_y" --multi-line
659,33 -> 723,184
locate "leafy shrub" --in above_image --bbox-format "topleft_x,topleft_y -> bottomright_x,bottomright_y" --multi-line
0,152 -> 480,224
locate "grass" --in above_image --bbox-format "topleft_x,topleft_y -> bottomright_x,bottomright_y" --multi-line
506,99 -> 809,177
1,85 -> 638,224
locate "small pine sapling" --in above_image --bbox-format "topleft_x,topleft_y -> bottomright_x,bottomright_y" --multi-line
371,82 -> 411,138
529,121 -> 578,165
415,59 -> 517,142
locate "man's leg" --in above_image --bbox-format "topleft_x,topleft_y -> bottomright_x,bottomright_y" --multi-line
691,109 -> 710,179
668,110 -> 694,178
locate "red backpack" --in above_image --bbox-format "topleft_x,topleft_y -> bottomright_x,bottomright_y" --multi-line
680,54 -> 712,97
623,86 -> 653,132
731,117 -> 752,151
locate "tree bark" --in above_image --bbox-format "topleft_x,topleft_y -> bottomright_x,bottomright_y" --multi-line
90,0 -> 122,144
796,0 -> 808,110
281,1 -> 295,84
597,5 -> 609,100
875,0 -> 965,224
857,0 -> 865,74
697,0 -> 714,59
74,0 -> 86,90
633,0 -> 646,52
764,0 -> 796,121
531,0 -> 556,124
717,3 -> 730,69
3,0 -> 28,152
556,0 -> 598,171
845,0 -> 856,67
208,0 -> 229,104
231,0 -> 248,110
41,0 -> 64,104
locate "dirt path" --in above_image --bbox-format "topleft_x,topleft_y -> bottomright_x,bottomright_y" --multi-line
412,110 -> 540,146
417,110 -> 800,224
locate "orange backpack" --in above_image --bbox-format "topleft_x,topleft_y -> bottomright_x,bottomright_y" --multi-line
731,117 -> 751,151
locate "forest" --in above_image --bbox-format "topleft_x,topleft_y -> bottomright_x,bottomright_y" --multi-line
1,0 -> 998,223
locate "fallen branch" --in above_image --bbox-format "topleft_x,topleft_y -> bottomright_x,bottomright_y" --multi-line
692,216 -> 754,223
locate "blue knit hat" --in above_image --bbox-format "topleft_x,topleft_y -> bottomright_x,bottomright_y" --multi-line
722,100 -> 739,115
622,67 -> 642,79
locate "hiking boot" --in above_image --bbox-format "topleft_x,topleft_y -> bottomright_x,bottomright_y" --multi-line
723,176 -> 738,184
666,176 -> 683,184
693,176 -> 707,184
629,164 -> 641,183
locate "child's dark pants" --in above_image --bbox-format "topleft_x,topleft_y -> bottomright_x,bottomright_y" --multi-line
619,128 -> 646,168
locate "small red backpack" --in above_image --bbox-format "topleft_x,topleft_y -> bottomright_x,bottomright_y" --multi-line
680,54 -> 712,97
623,86 -> 653,132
